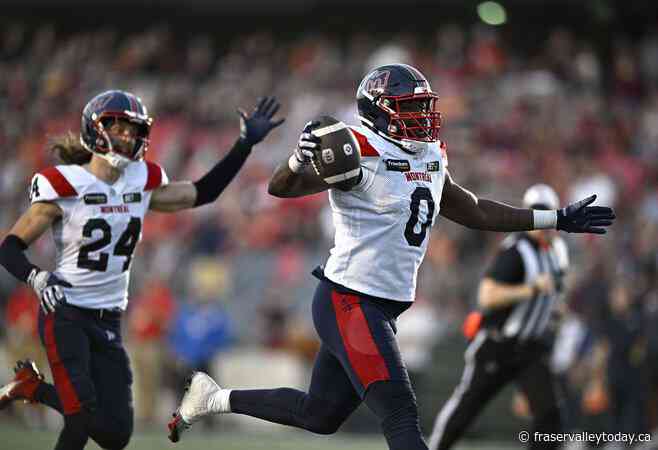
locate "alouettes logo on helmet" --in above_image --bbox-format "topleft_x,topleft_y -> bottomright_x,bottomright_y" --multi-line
364,70 -> 391,96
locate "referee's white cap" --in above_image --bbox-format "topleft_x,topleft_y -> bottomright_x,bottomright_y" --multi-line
523,184 -> 559,210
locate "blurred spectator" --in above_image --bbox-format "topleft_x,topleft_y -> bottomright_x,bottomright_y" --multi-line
4,287 -> 40,357
598,280 -> 650,437
128,279 -> 176,424
167,257 -> 234,379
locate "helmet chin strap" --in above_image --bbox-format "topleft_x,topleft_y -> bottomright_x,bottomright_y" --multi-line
99,151 -> 132,169
96,130 -> 134,169
79,132 -> 133,170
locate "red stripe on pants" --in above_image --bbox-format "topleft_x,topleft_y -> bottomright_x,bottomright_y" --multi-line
331,291 -> 390,389
43,314 -> 82,414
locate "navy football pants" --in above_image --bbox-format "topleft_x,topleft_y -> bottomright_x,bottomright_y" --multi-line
35,305 -> 134,450
231,279 -> 428,450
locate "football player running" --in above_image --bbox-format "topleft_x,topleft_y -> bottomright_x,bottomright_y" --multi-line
0,91 -> 283,450
169,64 -> 615,450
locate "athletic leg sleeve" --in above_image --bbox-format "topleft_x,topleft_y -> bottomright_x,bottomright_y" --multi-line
54,412 -> 89,450
230,388 -> 348,435
363,380 -> 428,450
230,345 -> 361,434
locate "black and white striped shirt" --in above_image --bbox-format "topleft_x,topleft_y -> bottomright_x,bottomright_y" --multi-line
483,233 -> 569,342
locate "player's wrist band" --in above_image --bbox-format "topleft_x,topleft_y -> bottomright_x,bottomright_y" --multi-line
532,210 -> 557,230
288,154 -> 306,174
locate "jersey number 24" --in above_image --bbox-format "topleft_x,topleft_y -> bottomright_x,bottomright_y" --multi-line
77,218 -> 141,272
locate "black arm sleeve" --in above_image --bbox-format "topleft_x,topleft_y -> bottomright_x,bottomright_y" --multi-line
0,235 -> 39,283
485,246 -> 525,284
192,139 -> 253,207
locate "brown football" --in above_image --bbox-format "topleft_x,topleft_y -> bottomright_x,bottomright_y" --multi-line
309,115 -> 361,188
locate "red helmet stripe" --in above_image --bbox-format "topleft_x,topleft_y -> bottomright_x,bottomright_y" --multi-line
127,94 -> 138,113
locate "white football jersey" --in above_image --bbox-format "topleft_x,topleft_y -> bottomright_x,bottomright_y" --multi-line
323,125 -> 449,302
29,161 -> 168,310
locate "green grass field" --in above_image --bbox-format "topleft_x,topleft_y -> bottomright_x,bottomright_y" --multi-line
0,423 -> 520,450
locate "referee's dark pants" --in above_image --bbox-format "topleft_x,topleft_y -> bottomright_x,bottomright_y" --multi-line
428,330 -> 562,450
36,305 -> 134,450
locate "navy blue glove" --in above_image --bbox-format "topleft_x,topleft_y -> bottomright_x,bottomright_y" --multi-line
557,195 -> 615,234
238,97 -> 285,147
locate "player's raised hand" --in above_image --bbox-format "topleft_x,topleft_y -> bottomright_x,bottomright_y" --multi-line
238,96 -> 285,147
556,195 -> 615,234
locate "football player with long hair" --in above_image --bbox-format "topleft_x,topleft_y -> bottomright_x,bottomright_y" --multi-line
0,91 -> 284,450
169,64 -> 615,450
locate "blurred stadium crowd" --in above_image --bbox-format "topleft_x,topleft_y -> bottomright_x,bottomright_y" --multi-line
1,21 -> 657,441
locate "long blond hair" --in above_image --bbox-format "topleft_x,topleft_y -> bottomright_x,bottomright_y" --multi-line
49,132 -> 92,165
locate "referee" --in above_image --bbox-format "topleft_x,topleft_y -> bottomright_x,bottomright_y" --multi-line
429,184 -> 569,450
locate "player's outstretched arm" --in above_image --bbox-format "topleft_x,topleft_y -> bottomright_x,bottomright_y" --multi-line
150,97 -> 284,212
267,121 -> 334,198
439,172 -> 532,231
439,172 -> 615,233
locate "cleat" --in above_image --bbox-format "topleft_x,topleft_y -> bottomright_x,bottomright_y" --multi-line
167,372 -> 220,443
0,360 -> 44,410
167,410 -> 189,443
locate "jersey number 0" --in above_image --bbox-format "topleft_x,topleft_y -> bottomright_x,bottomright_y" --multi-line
77,218 -> 142,272
404,187 -> 435,247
